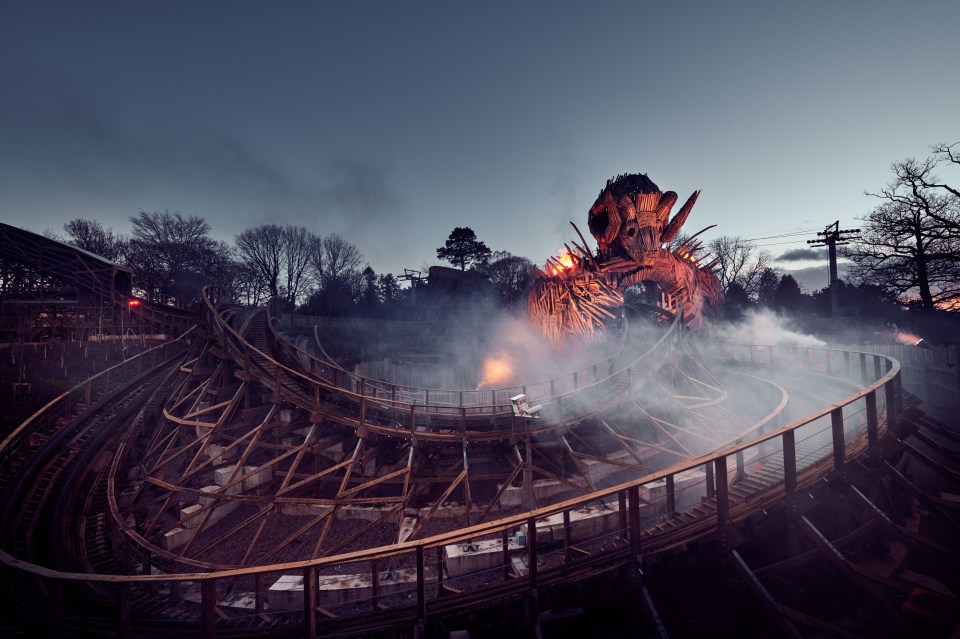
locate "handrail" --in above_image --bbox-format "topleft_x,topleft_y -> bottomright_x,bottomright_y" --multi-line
266,294 -> 633,404
200,286 -> 683,439
0,342 -> 900,585
0,327 -> 196,460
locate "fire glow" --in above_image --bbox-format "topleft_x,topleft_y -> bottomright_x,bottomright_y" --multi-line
894,331 -> 923,346
477,352 -> 515,388
550,250 -> 576,276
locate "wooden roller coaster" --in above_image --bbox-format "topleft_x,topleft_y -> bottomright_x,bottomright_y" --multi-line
3,280 -> 958,637
2,200 -> 959,637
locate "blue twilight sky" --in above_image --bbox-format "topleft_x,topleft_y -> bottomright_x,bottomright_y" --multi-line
1,1 -> 958,291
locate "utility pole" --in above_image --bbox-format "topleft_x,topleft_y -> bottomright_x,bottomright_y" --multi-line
807,221 -> 859,318
400,269 -> 424,305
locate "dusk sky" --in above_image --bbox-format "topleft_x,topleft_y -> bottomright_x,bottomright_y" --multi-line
2,1 -> 958,291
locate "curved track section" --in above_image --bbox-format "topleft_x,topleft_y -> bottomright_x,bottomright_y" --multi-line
3,297 -> 957,638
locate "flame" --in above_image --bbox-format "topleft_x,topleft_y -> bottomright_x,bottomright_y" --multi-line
894,331 -> 923,346
478,352 -> 515,388
550,250 -> 576,276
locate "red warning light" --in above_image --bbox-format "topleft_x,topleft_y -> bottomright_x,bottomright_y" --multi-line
128,299 -> 141,307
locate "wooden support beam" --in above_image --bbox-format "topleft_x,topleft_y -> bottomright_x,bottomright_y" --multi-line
638,581 -> 669,639
729,550 -> 803,639
416,545 -> 427,630
201,579 -> 217,639
798,516 -> 904,632
303,565 -> 317,639
774,602 -> 860,638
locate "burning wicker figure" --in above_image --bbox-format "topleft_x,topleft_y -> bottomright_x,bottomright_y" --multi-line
529,173 -> 723,343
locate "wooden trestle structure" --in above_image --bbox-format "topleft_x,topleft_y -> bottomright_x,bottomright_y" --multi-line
2,281 -> 958,637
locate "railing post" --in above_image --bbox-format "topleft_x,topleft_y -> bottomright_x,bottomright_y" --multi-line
873,355 -> 882,381
831,407 -> 845,476
715,456 -> 729,526
618,490 -> 628,538
563,509 -> 572,563
735,440 -> 745,481
303,565 -> 317,639
885,378 -> 898,430
704,462 -> 715,498
371,558 -> 380,607
416,546 -> 427,633
527,515 -> 539,588
202,578 -> 217,639
866,391 -> 879,451
628,485 -> 641,572
783,430 -> 797,512
436,547 -> 444,594
665,475 -> 676,515
255,572 -> 264,615
502,529 -> 511,580
859,353 -> 868,382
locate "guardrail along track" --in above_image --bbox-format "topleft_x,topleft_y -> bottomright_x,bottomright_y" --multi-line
4,296 -> 959,638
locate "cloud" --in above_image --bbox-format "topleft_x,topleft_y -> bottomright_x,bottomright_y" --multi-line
0,56 -> 418,274
776,248 -> 826,262
783,263 -> 850,292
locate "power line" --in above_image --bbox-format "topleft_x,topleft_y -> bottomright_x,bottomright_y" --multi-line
743,228 -> 822,241
755,239 -> 819,248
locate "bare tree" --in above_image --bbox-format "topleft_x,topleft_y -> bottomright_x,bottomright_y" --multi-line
63,218 -> 127,263
127,210 -> 227,307
482,250 -> 534,305
311,233 -> 365,286
893,142 -> 960,205
707,235 -> 772,298
235,224 -> 284,300
846,151 -> 960,311
282,226 -> 315,307
231,260 -> 269,306
235,224 -> 318,308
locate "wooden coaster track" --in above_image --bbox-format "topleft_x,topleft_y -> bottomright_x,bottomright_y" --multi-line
3,291 -> 957,638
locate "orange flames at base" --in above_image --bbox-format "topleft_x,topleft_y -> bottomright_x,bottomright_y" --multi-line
550,250 -> 576,276
894,331 -> 923,347
477,352 -> 515,389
